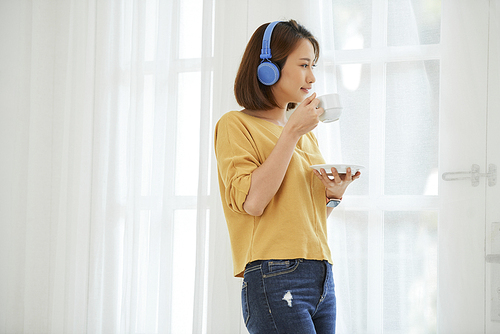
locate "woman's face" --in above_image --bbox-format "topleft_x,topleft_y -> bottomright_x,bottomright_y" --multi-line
271,39 -> 316,108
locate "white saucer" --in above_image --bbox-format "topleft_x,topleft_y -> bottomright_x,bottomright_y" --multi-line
310,164 -> 365,174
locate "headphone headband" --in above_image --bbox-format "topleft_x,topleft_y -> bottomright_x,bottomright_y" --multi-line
257,21 -> 282,85
260,21 -> 281,60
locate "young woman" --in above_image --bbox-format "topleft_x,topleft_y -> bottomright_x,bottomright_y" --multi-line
214,20 -> 360,333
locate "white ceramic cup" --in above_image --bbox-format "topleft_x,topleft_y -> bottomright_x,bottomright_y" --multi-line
317,93 -> 342,123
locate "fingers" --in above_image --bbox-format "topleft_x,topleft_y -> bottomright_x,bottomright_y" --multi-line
308,92 -> 317,102
337,167 -> 362,181
329,167 -> 341,183
313,168 -> 328,181
313,168 -> 340,184
315,105 -> 324,117
313,169 -> 332,187
314,167 -> 361,201
303,92 -> 322,110
344,167 -> 353,181
312,98 -> 321,110
314,167 -> 361,183
302,92 -> 317,107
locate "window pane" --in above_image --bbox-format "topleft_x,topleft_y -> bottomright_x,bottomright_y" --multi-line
385,60 -> 439,195
332,0 -> 372,50
383,211 -> 437,333
387,0 -> 441,46
331,211 -> 369,333
175,72 -> 201,196
171,210 -> 197,333
179,0 -> 203,58
337,64 -> 371,195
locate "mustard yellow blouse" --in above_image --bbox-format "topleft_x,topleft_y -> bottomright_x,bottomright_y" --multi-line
214,110 -> 332,277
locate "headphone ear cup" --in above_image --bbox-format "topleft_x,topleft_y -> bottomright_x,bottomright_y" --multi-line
257,61 -> 280,86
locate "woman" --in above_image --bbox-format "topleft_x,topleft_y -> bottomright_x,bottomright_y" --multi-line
214,19 -> 360,333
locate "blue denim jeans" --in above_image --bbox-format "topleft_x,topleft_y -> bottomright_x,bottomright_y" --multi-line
242,259 -> 336,334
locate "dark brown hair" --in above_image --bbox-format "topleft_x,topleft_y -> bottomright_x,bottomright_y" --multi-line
234,20 -> 320,111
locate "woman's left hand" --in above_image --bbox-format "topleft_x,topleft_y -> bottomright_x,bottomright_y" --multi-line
313,167 -> 361,200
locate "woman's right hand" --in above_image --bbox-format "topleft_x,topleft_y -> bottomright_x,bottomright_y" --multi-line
285,92 -> 324,137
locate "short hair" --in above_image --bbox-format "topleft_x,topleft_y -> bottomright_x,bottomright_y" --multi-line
234,20 -> 320,111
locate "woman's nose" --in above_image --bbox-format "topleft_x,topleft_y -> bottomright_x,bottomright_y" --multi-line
308,71 -> 316,83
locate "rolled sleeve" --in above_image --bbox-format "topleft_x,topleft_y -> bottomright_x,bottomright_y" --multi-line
215,114 -> 261,214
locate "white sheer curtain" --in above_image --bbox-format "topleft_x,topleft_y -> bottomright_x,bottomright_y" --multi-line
1,0 -> 98,331
0,0 -> 441,333
0,0 -> 225,332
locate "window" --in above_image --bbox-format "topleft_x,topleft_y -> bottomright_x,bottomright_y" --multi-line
322,1 -> 441,332
136,1 -> 440,332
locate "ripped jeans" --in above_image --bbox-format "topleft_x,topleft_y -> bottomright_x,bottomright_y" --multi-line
242,259 -> 336,334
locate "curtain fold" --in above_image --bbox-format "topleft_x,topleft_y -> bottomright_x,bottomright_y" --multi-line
0,0 -> 141,332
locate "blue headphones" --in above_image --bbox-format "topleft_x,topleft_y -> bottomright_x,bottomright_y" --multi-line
257,21 -> 281,86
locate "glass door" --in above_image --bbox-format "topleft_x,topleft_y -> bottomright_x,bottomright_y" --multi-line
486,1 -> 500,333
439,1 -> 499,333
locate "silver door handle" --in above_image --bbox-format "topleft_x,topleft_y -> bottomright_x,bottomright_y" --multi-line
442,164 -> 496,187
